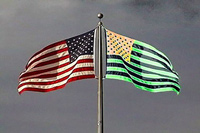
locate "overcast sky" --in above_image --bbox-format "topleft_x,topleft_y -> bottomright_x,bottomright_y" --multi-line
1,0 -> 200,133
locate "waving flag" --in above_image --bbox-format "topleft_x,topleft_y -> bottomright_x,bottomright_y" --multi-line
18,30 -> 95,94
105,29 -> 180,94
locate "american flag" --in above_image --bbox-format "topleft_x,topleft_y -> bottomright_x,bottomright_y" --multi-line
18,30 -> 95,94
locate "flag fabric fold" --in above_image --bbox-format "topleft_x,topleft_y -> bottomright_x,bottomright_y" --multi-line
18,27 -> 181,95
105,29 -> 180,94
18,29 -> 95,94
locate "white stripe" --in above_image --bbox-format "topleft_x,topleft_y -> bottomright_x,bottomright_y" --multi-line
24,58 -> 70,73
20,55 -> 94,83
27,51 -> 69,71
67,71 -> 94,80
20,62 -> 94,82
20,55 -> 93,78
29,54 -> 93,73
20,58 -> 70,78
20,51 -> 69,77
27,43 -> 67,66
18,71 -> 94,92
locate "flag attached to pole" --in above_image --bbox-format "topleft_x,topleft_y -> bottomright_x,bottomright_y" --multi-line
18,30 -> 95,94
105,29 -> 180,94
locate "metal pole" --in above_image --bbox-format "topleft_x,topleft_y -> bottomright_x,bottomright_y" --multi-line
97,13 -> 104,133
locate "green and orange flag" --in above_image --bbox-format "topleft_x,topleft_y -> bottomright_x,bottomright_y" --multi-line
105,29 -> 180,94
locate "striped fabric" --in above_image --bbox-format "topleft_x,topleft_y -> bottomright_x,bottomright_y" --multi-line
18,30 -> 95,94
105,29 -> 180,94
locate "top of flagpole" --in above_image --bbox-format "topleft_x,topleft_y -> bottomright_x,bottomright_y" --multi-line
97,13 -> 103,19
97,13 -> 103,25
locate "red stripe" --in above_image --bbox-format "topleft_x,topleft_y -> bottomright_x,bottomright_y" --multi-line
27,40 -> 66,66
26,47 -> 68,69
18,67 -> 94,88
19,84 -> 67,94
20,61 -> 70,79
33,54 -> 70,68
67,75 -> 95,83
20,54 -> 70,78
19,74 -> 95,95
28,65 -> 93,79
20,59 -> 93,80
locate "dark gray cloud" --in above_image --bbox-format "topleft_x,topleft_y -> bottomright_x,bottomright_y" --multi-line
174,0 -> 200,18
126,0 -> 161,9
117,0 -> 200,23
0,0 -> 200,133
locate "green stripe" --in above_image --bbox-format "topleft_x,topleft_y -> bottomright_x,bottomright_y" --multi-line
106,74 -> 133,83
106,74 -> 179,95
107,66 -> 180,88
130,54 -> 168,69
107,58 -> 179,79
130,55 -> 178,79
134,40 -> 172,68
132,47 -> 172,69
107,63 -> 177,82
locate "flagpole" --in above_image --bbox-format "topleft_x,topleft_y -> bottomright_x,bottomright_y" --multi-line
97,13 -> 104,133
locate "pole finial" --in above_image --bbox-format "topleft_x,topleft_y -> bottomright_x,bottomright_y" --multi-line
97,13 -> 103,19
